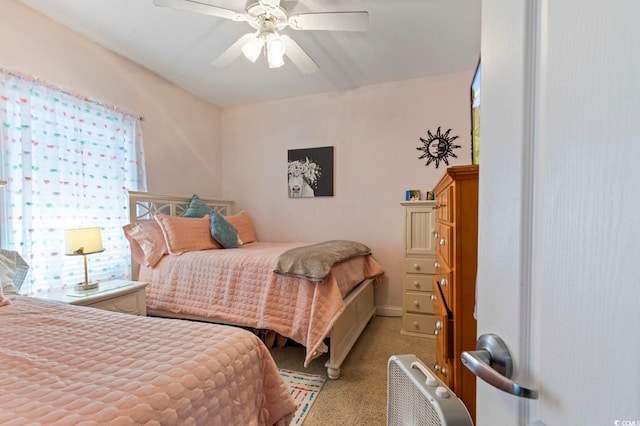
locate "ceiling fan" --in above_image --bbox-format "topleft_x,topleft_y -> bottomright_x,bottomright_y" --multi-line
153,0 -> 369,75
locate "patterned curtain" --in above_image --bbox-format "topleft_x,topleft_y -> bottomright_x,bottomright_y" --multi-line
0,71 -> 147,295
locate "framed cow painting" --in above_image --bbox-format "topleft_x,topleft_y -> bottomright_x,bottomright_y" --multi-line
287,146 -> 334,198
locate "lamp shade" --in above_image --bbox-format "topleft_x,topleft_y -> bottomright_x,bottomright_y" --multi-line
64,227 -> 103,255
242,35 -> 264,63
266,33 -> 285,68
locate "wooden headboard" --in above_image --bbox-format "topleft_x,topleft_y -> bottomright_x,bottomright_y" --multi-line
128,191 -> 234,221
126,191 -> 234,278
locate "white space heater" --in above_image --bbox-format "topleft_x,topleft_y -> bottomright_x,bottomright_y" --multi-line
387,354 -> 473,426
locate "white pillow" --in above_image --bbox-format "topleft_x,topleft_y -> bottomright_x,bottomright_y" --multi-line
0,251 -> 18,295
0,281 -> 8,306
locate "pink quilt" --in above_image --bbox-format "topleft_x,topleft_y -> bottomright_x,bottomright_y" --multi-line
0,296 -> 295,426
140,242 -> 384,366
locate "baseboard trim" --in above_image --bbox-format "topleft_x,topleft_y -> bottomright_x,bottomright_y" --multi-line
375,306 -> 402,317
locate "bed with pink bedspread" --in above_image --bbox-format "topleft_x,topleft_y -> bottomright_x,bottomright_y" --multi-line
127,191 -> 385,379
141,241 -> 383,367
0,294 -> 295,425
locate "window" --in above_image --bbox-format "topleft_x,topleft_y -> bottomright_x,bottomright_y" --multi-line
0,71 -> 147,294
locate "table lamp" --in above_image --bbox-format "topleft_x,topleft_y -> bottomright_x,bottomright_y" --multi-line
64,227 -> 104,291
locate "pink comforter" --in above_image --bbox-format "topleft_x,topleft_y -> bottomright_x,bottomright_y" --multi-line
140,242 -> 384,366
0,296 -> 295,425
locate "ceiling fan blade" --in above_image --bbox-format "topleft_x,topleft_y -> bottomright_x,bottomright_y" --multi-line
281,35 -> 319,75
211,33 -> 255,67
153,0 -> 246,22
288,11 -> 369,31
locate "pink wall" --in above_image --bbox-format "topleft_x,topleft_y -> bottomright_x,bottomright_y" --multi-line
0,0 -> 223,198
221,71 -> 475,314
3,0 -> 475,313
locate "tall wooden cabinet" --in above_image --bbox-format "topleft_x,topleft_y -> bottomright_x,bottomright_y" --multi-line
400,201 -> 437,337
431,165 -> 479,422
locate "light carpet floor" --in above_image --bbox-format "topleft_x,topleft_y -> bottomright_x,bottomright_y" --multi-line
270,316 -> 436,425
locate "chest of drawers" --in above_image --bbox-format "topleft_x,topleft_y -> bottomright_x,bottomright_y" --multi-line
431,165 -> 479,422
400,201 -> 437,337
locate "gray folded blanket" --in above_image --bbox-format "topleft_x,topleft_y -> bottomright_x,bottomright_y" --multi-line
273,240 -> 372,282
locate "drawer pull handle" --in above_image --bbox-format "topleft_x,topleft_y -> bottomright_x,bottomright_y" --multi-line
441,366 -> 447,377
413,321 -> 419,328
435,320 -> 442,330
413,301 -> 420,307
434,261 -> 440,268
439,238 -> 446,246
434,329 -> 439,336
434,363 -> 440,372
440,278 -> 447,287
433,232 -> 439,239
430,294 -> 436,301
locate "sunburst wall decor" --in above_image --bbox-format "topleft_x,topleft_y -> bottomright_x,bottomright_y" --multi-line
416,127 -> 461,168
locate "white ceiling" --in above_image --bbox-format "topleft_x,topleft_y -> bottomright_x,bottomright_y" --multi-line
18,0 -> 481,108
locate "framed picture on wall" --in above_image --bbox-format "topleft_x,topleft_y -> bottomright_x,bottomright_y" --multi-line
287,146 -> 334,198
471,59 -> 481,165
405,190 -> 421,201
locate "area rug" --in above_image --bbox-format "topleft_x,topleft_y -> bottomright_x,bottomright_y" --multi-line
279,368 -> 327,425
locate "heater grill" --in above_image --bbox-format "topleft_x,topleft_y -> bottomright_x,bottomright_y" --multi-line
387,355 -> 473,426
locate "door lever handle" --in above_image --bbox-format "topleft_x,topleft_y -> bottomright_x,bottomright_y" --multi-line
461,333 -> 539,399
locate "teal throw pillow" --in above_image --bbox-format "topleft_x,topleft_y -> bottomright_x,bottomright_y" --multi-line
183,194 -> 211,218
210,210 -> 238,249
183,194 -> 238,248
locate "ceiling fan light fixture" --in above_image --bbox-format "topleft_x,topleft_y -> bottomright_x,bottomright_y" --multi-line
241,35 -> 264,62
266,32 -> 285,68
157,0 -> 368,74
267,51 -> 285,68
267,33 -> 285,56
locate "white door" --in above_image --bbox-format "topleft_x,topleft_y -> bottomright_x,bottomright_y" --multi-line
475,0 -> 640,424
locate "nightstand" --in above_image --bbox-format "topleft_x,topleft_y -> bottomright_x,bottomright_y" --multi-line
36,280 -> 148,315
